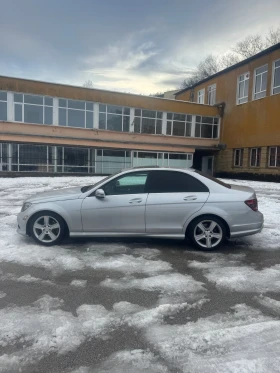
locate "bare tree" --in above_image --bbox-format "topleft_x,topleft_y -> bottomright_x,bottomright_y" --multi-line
181,25 -> 280,89
220,52 -> 241,68
232,34 -> 265,58
266,26 -> 280,46
83,80 -> 94,88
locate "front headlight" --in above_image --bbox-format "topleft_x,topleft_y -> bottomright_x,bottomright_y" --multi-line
21,202 -> 32,212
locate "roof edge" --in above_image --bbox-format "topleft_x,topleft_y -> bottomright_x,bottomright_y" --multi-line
176,42 -> 280,96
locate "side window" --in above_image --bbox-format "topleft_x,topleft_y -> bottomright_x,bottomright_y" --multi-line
146,171 -> 209,193
102,172 -> 148,196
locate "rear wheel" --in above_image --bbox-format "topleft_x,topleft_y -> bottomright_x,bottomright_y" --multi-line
188,216 -> 226,250
29,212 -> 66,246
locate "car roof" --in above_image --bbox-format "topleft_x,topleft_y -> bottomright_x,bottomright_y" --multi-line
122,166 -> 196,172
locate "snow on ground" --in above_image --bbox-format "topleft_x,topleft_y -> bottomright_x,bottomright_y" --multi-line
101,273 -> 207,304
71,350 -> 170,373
146,304 -> 280,373
188,253 -> 280,293
0,176 -> 280,372
222,179 -> 280,250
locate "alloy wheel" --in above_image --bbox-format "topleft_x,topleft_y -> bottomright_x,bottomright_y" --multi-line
33,215 -> 61,243
193,220 -> 223,249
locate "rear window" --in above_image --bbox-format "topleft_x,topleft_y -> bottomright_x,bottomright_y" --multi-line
146,171 -> 209,193
195,171 -> 231,189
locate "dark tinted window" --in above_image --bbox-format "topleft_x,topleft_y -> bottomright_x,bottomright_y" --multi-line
146,171 -> 209,193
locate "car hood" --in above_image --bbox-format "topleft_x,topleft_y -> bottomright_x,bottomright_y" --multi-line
25,186 -> 83,203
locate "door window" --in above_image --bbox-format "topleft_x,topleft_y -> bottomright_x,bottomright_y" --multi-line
146,171 -> 208,193
102,172 -> 148,195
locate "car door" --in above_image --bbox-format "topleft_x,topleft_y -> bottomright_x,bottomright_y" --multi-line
145,170 -> 209,234
81,171 -> 149,233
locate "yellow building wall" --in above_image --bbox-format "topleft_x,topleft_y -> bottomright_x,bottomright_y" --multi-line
176,48 -> 280,175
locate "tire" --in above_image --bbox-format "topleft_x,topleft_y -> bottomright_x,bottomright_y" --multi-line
188,215 -> 226,250
29,212 -> 66,246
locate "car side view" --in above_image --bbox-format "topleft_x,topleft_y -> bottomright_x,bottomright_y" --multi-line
17,167 -> 264,250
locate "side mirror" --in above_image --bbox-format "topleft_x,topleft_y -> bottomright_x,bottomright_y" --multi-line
95,189 -> 105,199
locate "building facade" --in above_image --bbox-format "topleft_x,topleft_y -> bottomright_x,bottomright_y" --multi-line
176,42 -> 280,180
0,76 -> 220,175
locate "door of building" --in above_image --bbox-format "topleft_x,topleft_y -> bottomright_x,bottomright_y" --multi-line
202,156 -> 214,176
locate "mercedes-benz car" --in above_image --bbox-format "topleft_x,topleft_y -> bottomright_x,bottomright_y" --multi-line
17,167 -> 263,250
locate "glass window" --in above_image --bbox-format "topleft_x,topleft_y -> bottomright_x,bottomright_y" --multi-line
103,172 -> 148,195
24,94 -> 43,105
0,91 -> 7,121
58,98 -> 94,128
253,65 -> 267,100
146,171 -> 209,193
166,112 -> 192,137
18,144 -> 48,172
207,84 -> 216,105
13,93 -> 53,125
68,109 -> 85,128
195,116 -> 218,139
272,59 -> 280,95
237,73 -> 249,104
0,91 -> 7,101
134,109 -> 162,135
268,147 -> 280,167
197,89 -> 205,104
250,148 -> 261,167
98,104 -> 130,132
24,104 -> 43,124
234,149 -> 243,167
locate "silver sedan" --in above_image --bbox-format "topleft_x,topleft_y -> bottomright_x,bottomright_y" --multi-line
17,167 -> 264,250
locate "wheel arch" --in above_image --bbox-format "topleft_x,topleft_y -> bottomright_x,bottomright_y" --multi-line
185,213 -> 231,239
26,210 -> 69,237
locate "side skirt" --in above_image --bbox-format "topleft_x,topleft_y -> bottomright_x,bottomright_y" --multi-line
70,232 -> 185,239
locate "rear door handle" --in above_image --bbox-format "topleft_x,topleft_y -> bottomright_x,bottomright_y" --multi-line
129,198 -> 142,204
184,195 -> 197,201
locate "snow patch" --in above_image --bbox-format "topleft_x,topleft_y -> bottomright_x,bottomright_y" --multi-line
146,304 -> 280,373
101,273 -> 207,304
255,295 -> 280,315
71,349 -> 169,373
70,279 -> 88,288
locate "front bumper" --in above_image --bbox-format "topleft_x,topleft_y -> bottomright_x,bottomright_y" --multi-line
17,210 -> 30,236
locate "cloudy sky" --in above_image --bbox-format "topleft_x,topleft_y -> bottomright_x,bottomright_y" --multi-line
1,0 -> 280,94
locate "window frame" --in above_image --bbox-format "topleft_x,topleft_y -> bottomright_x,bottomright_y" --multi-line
252,64 -> 268,101
268,146 -> 280,168
134,109 -> 163,135
166,112 -> 192,137
195,116 -> 219,139
249,148 -> 261,167
233,149 -> 243,167
98,104 -> 130,132
236,72 -> 250,105
197,89 -> 205,104
271,58 -> 280,95
14,93 -> 53,125
58,98 -> 94,129
100,171 -> 149,196
0,91 -> 8,121
207,84 -> 216,105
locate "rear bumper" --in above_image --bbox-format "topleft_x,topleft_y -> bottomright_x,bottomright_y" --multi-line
230,211 -> 264,238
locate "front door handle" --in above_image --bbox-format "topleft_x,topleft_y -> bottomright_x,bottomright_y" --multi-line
184,195 -> 197,201
129,198 -> 142,204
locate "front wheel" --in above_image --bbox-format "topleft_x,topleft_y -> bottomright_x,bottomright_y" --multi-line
29,212 -> 66,246
188,216 -> 226,250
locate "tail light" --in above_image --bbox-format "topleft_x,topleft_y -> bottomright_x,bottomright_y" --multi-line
245,198 -> 258,211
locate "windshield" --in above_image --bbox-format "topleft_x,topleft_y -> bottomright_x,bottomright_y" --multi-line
81,171 -> 122,193
195,171 -> 231,189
